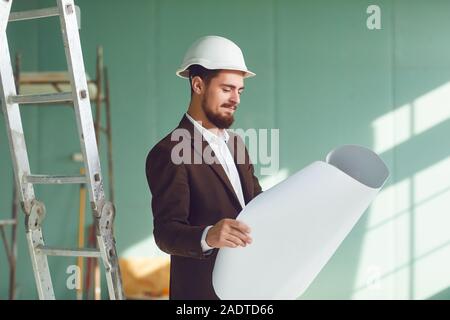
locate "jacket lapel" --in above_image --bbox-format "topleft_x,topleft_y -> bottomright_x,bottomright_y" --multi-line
226,134 -> 251,205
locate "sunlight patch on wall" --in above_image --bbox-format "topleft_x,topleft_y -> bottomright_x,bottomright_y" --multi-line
368,179 -> 410,228
372,82 -> 450,155
413,82 -> 450,135
352,210 -> 411,299
372,104 -> 411,154
415,244 -> 450,300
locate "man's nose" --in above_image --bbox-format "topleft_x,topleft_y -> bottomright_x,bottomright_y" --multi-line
229,90 -> 240,105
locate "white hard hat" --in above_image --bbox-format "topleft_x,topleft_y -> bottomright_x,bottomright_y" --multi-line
176,35 -> 255,79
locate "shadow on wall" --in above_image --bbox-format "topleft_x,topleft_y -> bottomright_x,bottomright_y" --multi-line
351,81 -> 450,299
428,286 -> 450,300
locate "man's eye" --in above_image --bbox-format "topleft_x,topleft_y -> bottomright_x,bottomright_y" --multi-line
222,88 -> 231,93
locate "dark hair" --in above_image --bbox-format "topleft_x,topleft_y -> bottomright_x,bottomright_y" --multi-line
188,64 -> 221,96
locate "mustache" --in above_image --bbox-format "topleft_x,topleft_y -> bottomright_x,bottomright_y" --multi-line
221,103 -> 237,110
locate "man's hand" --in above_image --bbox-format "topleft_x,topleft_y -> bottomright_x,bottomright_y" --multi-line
205,218 -> 252,248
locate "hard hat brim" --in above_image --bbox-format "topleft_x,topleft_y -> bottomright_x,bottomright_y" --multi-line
176,63 -> 256,79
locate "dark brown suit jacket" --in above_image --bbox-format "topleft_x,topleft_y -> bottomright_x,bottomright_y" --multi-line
145,114 -> 262,300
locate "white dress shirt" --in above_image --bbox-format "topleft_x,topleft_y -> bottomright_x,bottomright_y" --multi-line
185,113 -> 246,252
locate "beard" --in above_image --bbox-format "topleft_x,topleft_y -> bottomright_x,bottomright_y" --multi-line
201,95 -> 235,129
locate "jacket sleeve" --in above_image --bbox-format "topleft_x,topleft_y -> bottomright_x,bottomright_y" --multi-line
145,144 -> 213,259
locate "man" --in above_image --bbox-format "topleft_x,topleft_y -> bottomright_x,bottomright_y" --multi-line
145,35 -> 262,299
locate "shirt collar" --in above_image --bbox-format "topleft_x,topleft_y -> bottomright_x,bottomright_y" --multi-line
185,112 -> 230,144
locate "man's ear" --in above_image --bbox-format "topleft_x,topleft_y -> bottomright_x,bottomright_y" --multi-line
191,76 -> 204,95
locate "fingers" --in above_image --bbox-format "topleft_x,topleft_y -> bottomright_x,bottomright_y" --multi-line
228,219 -> 251,233
228,228 -> 252,244
229,220 -> 252,244
224,235 -> 245,248
216,219 -> 252,248
224,240 -> 239,248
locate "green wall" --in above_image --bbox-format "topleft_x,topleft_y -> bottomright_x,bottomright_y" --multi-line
1,0 -> 449,299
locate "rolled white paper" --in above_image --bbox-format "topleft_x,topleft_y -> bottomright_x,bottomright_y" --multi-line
212,145 -> 389,300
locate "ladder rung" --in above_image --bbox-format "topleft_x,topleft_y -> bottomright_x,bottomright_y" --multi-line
9,92 -> 73,105
25,174 -> 87,185
0,219 -> 17,226
36,246 -> 101,258
8,7 -> 59,22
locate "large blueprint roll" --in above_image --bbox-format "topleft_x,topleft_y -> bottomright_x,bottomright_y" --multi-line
212,145 -> 389,299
